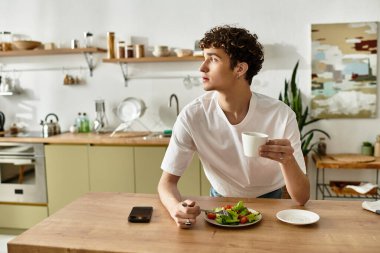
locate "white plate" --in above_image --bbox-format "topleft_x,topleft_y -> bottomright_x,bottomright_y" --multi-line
276,209 -> 319,225
204,208 -> 262,228
116,97 -> 146,122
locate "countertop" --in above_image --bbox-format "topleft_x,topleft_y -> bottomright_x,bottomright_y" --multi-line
8,193 -> 380,253
0,132 -> 170,146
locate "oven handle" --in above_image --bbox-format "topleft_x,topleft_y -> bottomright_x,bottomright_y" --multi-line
0,158 -> 34,165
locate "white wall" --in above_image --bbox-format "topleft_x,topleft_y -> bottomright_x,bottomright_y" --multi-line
1,0 -> 380,198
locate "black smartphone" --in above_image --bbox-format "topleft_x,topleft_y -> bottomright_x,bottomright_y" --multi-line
128,206 -> 153,223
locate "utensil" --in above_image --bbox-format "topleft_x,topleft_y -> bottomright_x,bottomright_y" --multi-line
111,97 -> 147,136
201,209 -> 229,215
182,202 -> 229,216
41,113 -> 61,137
0,111 -> 5,131
276,209 -> 320,225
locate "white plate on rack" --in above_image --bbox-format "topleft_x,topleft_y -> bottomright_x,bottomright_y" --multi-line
276,209 -> 319,225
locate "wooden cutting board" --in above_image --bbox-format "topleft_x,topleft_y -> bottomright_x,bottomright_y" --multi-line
110,131 -> 151,138
330,154 -> 375,163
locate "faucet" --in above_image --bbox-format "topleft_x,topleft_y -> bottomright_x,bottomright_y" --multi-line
169,94 -> 179,116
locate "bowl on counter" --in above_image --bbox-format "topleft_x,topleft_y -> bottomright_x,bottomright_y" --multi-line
12,40 -> 42,50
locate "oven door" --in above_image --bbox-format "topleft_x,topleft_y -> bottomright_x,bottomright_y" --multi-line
0,155 -> 47,204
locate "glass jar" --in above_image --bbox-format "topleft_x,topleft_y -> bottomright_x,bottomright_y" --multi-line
107,32 -> 115,59
134,44 -> 145,58
118,41 -> 125,58
127,45 -> 134,58
374,135 -> 380,157
317,137 -> 327,156
1,31 -> 12,51
84,32 -> 93,48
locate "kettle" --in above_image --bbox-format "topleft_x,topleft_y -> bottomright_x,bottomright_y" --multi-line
0,111 -> 5,132
41,113 -> 61,137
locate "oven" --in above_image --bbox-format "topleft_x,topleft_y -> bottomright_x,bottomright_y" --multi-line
0,142 -> 47,204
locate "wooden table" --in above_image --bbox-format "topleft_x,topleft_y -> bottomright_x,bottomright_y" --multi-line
8,193 -> 380,253
313,154 -> 380,200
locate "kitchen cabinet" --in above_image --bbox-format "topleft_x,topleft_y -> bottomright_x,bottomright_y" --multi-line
134,147 -> 204,196
45,144 -> 90,215
45,144 -> 209,215
200,164 -> 212,196
88,146 -> 134,192
0,204 -> 47,229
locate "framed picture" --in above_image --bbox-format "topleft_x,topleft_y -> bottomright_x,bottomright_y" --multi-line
311,22 -> 377,118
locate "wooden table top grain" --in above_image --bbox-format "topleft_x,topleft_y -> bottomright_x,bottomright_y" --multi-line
8,193 -> 380,253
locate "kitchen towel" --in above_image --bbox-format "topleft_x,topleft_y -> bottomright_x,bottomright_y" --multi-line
362,200 -> 380,214
345,182 -> 378,194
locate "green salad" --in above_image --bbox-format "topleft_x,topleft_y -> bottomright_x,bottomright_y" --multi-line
207,201 -> 261,225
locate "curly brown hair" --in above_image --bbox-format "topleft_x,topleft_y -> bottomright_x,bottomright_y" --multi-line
199,25 -> 264,85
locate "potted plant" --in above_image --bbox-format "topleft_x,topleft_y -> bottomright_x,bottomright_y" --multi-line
279,61 -> 330,157
361,142 -> 374,156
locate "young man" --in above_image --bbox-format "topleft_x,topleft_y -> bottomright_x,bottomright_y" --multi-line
158,25 -> 310,228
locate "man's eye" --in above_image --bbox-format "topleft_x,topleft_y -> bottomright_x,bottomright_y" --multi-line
210,57 -> 218,62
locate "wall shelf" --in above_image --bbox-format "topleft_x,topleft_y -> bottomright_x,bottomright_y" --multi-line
0,47 -> 106,76
103,56 -> 203,63
103,56 -> 203,86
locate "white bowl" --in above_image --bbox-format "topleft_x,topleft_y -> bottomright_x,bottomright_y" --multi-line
174,48 -> 193,57
152,50 -> 170,57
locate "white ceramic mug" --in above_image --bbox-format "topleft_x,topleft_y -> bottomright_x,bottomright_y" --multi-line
242,132 -> 268,157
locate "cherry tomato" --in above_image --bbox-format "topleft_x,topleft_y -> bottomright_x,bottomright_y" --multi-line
207,213 -> 217,220
240,216 -> 248,224
224,205 -> 232,210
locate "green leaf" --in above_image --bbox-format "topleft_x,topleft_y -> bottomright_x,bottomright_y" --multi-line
278,60 -> 330,156
290,61 -> 299,96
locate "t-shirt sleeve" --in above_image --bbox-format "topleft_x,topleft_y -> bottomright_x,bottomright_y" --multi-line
161,115 -> 196,176
286,111 -> 307,174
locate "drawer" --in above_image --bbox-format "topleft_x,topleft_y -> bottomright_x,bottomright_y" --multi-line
0,204 -> 48,229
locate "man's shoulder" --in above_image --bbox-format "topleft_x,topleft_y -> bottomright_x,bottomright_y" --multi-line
183,91 -> 215,114
254,92 -> 291,111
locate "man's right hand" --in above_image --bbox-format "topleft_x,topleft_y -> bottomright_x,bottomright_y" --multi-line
170,200 -> 201,228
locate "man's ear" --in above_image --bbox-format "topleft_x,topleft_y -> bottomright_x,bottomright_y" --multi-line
235,62 -> 249,79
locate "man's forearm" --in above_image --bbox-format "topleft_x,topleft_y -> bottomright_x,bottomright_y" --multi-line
281,158 -> 310,205
157,174 -> 182,217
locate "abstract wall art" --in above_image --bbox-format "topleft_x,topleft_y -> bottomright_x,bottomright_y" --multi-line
311,22 -> 377,118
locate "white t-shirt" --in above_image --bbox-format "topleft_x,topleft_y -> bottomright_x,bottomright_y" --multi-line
161,91 -> 306,197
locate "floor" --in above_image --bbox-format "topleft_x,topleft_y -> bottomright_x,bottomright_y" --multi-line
0,235 -> 15,253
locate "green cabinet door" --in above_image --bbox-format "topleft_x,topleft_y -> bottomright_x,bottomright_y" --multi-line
88,146 -> 134,192
0,204 -> 48,229
200,164 -> 212,196
134,147 -> 166,194
45,144 -> 90,215
177,153 -> 201,196
134,147 -> 201,196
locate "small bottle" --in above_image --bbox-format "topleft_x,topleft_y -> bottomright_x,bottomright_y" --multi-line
107,32 -> 115,59
76,113 -> 82,132
317,137 -> 327,156
127,45 -> 134,58
134,44 -> 145,58
80,113 -> 90,133
84,32 -> 93,48
118,41 -> 125,58
374,135 -> 380,157
2,31 -> 12,51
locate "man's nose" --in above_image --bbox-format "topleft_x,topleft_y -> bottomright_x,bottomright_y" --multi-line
199,61 -> 208,72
